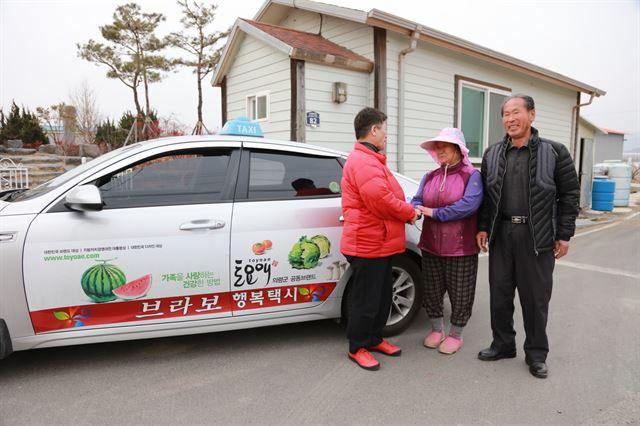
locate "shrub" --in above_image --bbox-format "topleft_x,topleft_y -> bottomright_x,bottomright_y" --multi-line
0,102 -> 49,145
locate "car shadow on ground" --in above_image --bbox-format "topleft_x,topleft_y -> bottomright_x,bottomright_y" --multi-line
0,318 -> 349,377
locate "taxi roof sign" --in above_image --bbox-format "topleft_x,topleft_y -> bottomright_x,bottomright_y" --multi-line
219,116 -> 264,137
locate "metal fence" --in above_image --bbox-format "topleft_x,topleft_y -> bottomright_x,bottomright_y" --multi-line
0,157 -> 29,190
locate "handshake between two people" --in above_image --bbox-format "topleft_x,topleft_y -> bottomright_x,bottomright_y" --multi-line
407,205 -> 434,225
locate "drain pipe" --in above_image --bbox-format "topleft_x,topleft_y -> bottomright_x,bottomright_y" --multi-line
397,29 -> 421,174
571,92 -> 595,162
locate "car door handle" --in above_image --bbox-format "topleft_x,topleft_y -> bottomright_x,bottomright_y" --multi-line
0,233 -> 16,242
179,219 -> 226,231
339,215 -> 344,223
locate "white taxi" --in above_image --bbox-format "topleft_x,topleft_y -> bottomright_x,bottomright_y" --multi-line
0,118 -> 423,359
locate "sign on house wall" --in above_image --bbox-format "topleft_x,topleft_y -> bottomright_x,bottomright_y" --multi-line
306,111 -> 320,128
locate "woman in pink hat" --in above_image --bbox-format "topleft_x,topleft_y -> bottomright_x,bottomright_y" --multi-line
411,128 -> 483,354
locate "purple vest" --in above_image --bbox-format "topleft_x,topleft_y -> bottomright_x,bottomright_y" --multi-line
419,162 -> 480,257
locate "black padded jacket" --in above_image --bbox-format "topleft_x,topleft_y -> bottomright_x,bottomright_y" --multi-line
477,127 -> 580,254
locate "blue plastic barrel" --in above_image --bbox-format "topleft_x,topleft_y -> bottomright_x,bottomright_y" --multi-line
591,176 -> 615,211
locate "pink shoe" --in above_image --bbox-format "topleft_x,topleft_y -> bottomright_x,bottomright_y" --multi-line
423,330 -> 445,349
438,336 -> 463,354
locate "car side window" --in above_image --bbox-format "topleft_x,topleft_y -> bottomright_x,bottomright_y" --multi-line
247,150 -> 342,200
96,148 -> 236,209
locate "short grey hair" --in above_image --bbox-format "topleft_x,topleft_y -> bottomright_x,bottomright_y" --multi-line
501,94 -> 535,116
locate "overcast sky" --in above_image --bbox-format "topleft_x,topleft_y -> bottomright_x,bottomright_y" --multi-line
1,0 -> 638,149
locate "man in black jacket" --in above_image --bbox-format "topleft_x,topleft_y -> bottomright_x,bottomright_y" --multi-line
475,94 -> 580,379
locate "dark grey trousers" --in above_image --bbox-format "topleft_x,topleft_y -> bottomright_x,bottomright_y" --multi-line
489,221 -> 555,362
344,255 -> 393,354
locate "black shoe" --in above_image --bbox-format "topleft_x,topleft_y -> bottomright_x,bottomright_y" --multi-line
528,362 -> 548,379
477,346 -> 517,361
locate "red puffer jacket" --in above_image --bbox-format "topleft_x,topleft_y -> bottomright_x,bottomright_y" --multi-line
341,143 -> 415,258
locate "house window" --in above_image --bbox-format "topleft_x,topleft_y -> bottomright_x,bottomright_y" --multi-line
246,92 -> 269,121
456,77 -> 511,159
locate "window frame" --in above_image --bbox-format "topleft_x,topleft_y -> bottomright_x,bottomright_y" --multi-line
48,145 -> 241,212
454,75 -> 511,162
234,148 -> 344,202
246,91 -> 270,122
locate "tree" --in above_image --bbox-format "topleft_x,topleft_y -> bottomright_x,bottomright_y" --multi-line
77,3 -> 173,119
95,118 -> 127,150
36,102 -> 74,145
168,0 -> 228,134
69,81 -> 102,144
0,102 -> 49,146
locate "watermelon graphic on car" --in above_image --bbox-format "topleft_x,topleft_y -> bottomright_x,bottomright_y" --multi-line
81,260 -> 127,303
112,274 -> 152,300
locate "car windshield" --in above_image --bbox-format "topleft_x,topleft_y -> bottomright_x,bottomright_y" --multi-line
8,143 -> 142,202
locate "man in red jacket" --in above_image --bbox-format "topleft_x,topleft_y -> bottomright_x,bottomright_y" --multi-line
341,107 -> 420,370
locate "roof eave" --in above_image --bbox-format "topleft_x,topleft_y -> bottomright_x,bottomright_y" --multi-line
211,19 -> 294,87
256,0 -> 368,24
291,48 -> 373,73
211,21 -> 242,87
366,9 -> 606,96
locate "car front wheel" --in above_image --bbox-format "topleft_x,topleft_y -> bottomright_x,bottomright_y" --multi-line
383,254 -> 423,336
341,253 -> 423,336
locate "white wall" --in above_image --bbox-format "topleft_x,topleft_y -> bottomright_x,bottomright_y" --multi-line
225,33 -> 291,140
388,32 -> 577,180
279,10 -> 375,149
594,133 -> 625,163
304,63 -> 369,152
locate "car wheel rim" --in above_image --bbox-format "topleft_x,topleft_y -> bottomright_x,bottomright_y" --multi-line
387,266 -> 416,326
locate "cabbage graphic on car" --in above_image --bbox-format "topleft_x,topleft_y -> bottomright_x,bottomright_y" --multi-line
288,234 -> 331,269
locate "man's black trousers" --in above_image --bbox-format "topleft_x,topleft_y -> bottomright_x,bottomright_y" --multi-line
345,255 -> 393,354
489,221 -> 555,362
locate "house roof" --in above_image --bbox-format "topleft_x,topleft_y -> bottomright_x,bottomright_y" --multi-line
580,117 -> 625,136
212,19 -> 373,84
244,19 -> 373,70
247,20 -> 368,62
602,128 -> 625,136
232,0 -> 605,96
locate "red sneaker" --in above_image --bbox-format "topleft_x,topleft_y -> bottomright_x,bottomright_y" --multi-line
348,348 -> 380,371
369,339 -> 402,357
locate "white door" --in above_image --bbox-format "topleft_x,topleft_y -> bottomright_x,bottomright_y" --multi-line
579,138 -> 594,209
23,144 -> 241,333
229,144 -> 346,316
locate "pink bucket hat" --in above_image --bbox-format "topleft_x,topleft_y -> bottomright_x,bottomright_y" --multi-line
420,127 -> 472,166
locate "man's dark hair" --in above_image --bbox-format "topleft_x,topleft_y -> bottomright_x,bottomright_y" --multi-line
354,107 -> 387,140
501,94 -> 535,116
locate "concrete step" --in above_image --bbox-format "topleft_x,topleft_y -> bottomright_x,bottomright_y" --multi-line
13,155 -> 63,164
5,148 -> 37,155
64,156 -> 83,166
31,164 -> 65,173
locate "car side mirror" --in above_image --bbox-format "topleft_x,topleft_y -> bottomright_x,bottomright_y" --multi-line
65,185 -> 104,212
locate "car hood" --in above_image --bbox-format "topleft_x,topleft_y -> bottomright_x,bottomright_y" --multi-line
0,200 -> 8,213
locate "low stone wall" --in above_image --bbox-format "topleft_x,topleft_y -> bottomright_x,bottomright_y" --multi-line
1,139 -> 90,187
0,139 -> 102,159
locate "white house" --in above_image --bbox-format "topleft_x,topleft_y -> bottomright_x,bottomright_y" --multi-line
212,0 -> 605,180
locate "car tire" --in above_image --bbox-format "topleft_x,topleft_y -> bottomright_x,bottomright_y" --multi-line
340,253 -> 423,336
383,254 -> 423,336
0,319 -> 13,360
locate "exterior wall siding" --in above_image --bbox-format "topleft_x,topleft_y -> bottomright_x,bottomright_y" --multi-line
304,62 -> 369,152
224,10 -> 582,182
279,10 -> 375,150
225,34 -> 291,140
578,121 -> 596,141
387,32 -> 577,180
594,134 -> 625,163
